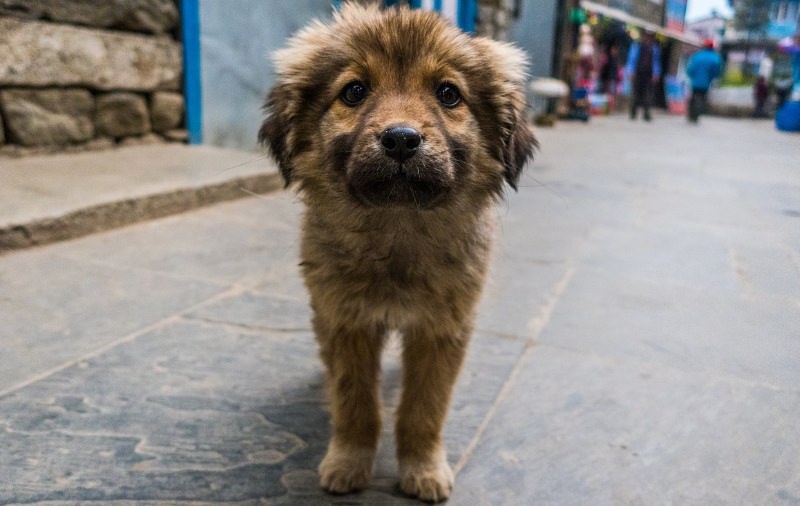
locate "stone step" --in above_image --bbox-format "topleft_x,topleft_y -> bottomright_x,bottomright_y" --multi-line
0,144 -> 282,252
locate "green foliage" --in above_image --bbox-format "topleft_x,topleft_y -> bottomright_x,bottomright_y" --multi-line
719,68 -> 757,86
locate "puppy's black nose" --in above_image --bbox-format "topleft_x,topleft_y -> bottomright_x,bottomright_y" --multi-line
380,126 -> 421,163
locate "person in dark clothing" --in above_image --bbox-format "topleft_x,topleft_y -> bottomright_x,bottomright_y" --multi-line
600,45 -> 621,94
754,76 -> 769,117
625,31 -> 662,121
686,39 -> 722,123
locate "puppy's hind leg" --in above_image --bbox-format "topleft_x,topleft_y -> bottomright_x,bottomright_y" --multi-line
316,316 -> 385,494
396,326 -> 469,502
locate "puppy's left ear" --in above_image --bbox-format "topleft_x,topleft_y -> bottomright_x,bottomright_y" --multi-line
476,38 -> 538,190
259,83 -> 295,187
503,109 -> 537,190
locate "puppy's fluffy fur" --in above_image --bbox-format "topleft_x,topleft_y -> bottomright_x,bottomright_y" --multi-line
260,4 -> 535,501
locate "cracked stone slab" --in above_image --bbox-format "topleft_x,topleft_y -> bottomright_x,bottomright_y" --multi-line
0,321 -> 324,503
0,316 -> 527,504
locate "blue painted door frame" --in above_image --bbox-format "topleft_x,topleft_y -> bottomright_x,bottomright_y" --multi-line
180,0 -> 202,145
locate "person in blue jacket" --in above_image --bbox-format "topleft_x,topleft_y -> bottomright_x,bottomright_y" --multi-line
626,30 -> 662,121
686,39 -> 722,123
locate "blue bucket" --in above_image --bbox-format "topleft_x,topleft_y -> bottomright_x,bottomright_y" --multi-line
776,101 -> 800,132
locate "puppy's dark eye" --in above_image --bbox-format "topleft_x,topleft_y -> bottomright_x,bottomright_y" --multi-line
340,81 -> 367,106
436,83 -> 461,108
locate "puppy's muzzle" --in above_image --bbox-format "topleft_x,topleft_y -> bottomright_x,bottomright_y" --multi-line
348,125 -> 452,209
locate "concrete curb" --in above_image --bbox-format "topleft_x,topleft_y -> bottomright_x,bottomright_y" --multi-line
0,144 -> 283,254
0,172 -> 282,253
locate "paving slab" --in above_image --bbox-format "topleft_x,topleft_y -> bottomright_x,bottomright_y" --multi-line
537,266 -> 800,388
451,345 -> 800,506
45,192 -> 302,289
0,247 -> 224,392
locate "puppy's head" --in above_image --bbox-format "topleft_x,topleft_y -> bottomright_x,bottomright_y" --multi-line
260,4 -> 536,209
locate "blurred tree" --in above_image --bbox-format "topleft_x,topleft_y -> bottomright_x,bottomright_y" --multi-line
733,0 -> 770,40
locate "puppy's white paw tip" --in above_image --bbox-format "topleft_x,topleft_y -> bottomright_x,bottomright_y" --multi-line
318,447 -> 374,494
399,460 -> 454,502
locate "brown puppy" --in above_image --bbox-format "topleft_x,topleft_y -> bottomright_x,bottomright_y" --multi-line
260,4 -> 535,502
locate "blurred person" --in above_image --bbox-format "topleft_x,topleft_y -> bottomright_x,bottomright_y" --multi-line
758,54 -> 773,80
600,44 -> 621,95
686,39 -> 722,123
753,76 -> 769,117
775,77 -> 793,109
626,30 -> 662,121
576,24 -> 597,85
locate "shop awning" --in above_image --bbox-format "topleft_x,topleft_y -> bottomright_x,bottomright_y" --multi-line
580,0 -> 702,46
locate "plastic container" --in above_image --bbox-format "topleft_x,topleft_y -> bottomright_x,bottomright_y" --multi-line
588,93 -> 608,115
775,101 -> 800,132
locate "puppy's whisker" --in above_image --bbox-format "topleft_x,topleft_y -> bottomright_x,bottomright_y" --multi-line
520,174 -> 566,201
238,186 -> 272,200
218,154 -> 270,174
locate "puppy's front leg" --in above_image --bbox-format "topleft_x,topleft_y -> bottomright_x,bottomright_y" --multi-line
316,316 -> 385,494
396,326 -> 469,502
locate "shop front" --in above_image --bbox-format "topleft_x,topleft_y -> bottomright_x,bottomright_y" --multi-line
557,0 -> 701,117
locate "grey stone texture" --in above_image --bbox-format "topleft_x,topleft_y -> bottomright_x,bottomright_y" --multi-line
0,115 -> 798,504
163,128 -> 189,142
0,17 -> 182,91
95,92 -> 151,138
0,4 -> 182,151
0,88 -> 94,146
150,91 -> 184,132
119,132 -> 165,147
0,0 -> 179,33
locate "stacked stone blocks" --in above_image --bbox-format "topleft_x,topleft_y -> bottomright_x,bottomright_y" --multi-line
0,0 -> 185,154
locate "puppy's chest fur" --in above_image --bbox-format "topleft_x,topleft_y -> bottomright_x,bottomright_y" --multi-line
300,208 -> 493,327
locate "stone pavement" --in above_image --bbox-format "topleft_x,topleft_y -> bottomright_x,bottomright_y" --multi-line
1,114 -> 799,505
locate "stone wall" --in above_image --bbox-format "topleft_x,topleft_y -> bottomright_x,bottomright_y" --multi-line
0,0 -> 185,156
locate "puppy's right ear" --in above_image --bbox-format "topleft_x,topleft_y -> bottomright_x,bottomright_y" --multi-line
259,84 -> 294,187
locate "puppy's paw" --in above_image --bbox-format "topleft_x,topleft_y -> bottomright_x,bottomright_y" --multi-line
319,444 -> 375,494
399,453 -> 454,503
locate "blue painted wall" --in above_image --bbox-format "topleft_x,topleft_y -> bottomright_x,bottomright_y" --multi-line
507,0 -> 559,80
198,1 -> 334,151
